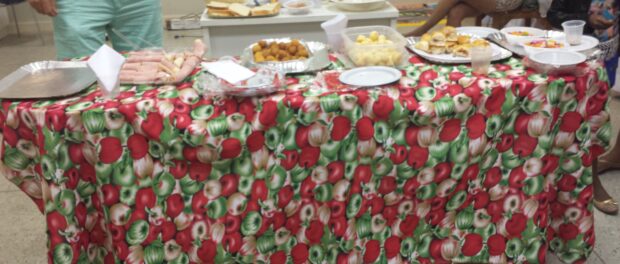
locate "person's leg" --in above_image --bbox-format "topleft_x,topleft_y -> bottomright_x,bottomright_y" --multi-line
52,0 -> 114,59
599,132 -> 620,171
593,159 -> 619,214
109,0 -> 163,52
446,3 -> 481,27
408,0 -> 497,36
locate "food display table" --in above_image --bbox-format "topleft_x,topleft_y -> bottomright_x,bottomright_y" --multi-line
0,54 -> 610,264
200,3 -> 399,57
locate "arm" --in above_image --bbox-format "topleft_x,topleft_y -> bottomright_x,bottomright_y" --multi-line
27,0 -> 57,16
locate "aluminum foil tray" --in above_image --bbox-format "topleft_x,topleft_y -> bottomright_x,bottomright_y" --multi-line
242,38 -> 330,74
0,61 -> 96,99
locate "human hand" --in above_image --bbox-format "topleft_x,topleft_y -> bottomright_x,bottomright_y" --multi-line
589,13 -> 615,29
27,0 -> 57,17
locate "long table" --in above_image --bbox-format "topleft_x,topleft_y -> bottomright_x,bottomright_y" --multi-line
0,55 -> 610,263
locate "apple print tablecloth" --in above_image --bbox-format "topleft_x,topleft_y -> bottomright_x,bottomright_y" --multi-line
0,56 -> 611,264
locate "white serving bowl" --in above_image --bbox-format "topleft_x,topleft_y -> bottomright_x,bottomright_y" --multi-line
519,38 -> 568,56
501,26 -> 546,45
284,0 -> 312,15
331,0 -> 386,12
529,50 -> 586,67
528,50 -> 586,74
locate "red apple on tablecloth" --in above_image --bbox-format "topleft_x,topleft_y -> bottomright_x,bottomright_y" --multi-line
189,162 -> 211,182
198,239 -> 217,262
166,194 -> 184,218
373,95 -> 394,120
161,221 -> 176,241
327,161 -> 345,184
506,213 -> 527,237
280,150 -> 298,170
141,112 -> 164,141
259,100 -> 278,127
466,114 -> 486,139
408,145 -> 429,169
220,174 -> 238,197
295,125 -> 310,149
291,243 -> 309,264
363,240 -> 381,263
356,117 -> 374,140
246,131 -> 265,153
278,186 -> 294,209
331,116 -> 351,141
101,184 -> 120,207
462,233 -> 483,256
98,137 -> 122,164
220,138 -> 242,159
487,234 -> 507,256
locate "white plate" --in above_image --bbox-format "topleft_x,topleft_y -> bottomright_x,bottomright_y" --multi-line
565,35 -> 600,52
409,42 -> 511,64
529,50 -> 586,67
456,27 -> 500,38
500,27 -> 546,38
339,66 -> 402,86
331,0 -> 386,11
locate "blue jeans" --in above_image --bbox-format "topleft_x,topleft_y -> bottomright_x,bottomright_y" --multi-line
605,56 -> 618,87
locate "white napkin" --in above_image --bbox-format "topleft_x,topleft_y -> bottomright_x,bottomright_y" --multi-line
87,44 -> 126,97
202,61 -> 256,84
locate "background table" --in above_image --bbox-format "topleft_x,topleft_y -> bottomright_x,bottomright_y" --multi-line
200,3 -> 399,57
0,55 -> 610,264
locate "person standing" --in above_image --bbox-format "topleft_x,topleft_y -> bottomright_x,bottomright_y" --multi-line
548,0 -> 619,214
27,0 -> 164,59
405,0 -> 524,36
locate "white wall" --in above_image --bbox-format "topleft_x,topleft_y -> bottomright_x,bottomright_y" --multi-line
5,0 -> 204,33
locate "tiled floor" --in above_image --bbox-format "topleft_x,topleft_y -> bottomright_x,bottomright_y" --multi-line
1,30 -> 620,263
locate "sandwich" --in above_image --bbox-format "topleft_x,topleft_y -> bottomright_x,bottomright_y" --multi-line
207,1 -> 230,9
445,41 -> 457,53
251,2 -> 281,16
229,3 -> 251,16
421,33 -> 432,42
472,39 -> 489,47
208,8 -> 233,17
430,46 -> 446,55
442,26 -> 456,36
430,32 -> 446,47
453,44 -> 471,57
446,33 -> 458,42
414,40 -> 430,52
457,35 -> 471,45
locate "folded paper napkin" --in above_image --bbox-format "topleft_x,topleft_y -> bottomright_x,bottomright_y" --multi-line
202,60 -> 256,84
87,44 -> 126,98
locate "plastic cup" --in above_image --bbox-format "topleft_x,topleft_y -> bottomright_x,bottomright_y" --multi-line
471,46 -> 493,75
562,20 -> 586,45
325,33 -> 344,52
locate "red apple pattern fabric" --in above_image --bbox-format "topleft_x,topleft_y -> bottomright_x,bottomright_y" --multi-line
0,57 -> 610,264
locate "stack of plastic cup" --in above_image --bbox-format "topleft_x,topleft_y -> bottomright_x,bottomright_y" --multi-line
321,14 -> 348,52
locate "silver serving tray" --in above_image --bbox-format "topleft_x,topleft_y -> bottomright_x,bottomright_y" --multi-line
242,38 -> 330,73
485,32 -> 527,57
406,35 -> 513,64
0,61 -> 96,99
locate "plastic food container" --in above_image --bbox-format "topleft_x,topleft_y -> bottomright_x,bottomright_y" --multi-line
284,0 -> 312,15
524,50 -> 587,75
341,26 -> 406,67
519,38 -> 568,56
500,26 -> 545,45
